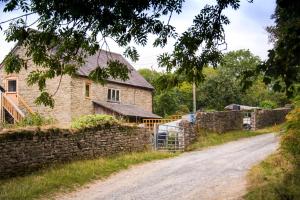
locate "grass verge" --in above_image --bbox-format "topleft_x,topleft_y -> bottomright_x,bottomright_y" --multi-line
187,125 -> 282,151
244,152 -> 300,200
245,99 -> 300,200
0,151 -> 177,200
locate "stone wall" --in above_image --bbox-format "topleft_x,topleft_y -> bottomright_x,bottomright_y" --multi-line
195,111 -> 244,133
180,120 -> 198,148
251,108 -> 291,130
0,124 -> 151,178
0,46 -> 73,124
70,76 -> 153,121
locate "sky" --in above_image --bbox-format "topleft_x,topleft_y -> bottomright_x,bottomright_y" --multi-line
0,0 -> 276,70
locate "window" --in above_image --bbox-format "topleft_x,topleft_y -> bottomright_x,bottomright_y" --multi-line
7,79 -> 17,92
107,88 -> 120,102
85,83 -> 91,98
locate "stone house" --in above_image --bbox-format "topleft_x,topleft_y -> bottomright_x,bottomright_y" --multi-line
0,45 -> 160,124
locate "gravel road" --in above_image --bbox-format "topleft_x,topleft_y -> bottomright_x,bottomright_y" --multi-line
59,133 -> 279,200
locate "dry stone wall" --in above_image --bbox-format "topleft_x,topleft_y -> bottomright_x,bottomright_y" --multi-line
180,120 -> 198,148
195,111 -> 244,133
0,124 -> 151,178
251,108 -> 291,130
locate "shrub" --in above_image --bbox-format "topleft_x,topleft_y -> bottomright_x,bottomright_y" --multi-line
259,100 -> 277,109
175,105 -> 190,115
2,113 -> 54,128
281,96 -> 300,160
71,114 -> 118,129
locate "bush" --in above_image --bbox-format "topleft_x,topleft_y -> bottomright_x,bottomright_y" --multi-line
259,100 -> 277,109
281,96 -> 300,160
175,105 -> 190,115
2,113 -> 54,128
71,114 -> 118,129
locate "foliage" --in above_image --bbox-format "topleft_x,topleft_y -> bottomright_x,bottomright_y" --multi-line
281,96 -> 300,159
258,0 -> 300,96
138,68 -> 191,117
187,125 -> 282,151
3,113 -> 54,128
259,100 -> 277,109
158,1 -> 242,84
245,96 -> 300,200
174,105 -> 190,115
197,70 -> 243,110
0,0 -> 248,107
139,49 -> 288,115
153,89 -> 180,117
138,69 -> 161,87
0,151 -> 177,200
245,153 -> 300,200
71,114 -> 118,129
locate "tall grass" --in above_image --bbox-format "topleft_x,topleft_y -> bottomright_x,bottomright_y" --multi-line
245,96 -> 300,200
187,125 -> 282,151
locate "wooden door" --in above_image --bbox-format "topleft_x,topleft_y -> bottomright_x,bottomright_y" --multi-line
5,78 -> 18,105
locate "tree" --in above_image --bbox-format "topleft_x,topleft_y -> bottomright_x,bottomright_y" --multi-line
0,0 -> 250,107
197,70 -> 243,110
153,89 -> 180,117
197,50 -> 288,109
259,0 -> 300,96
138,68 -> 161,88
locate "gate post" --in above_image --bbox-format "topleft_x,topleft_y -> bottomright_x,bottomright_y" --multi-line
153,123 -> 158,150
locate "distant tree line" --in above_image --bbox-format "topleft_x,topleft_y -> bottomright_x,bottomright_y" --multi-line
139,49 -> 290,117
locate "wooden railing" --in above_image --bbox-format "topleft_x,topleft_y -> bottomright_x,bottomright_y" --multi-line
17,94 -> 34,114
2,94 -> 25,123
142,115 -> 183,131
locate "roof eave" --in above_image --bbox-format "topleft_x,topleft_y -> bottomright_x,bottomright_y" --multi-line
75,74 -> 154,91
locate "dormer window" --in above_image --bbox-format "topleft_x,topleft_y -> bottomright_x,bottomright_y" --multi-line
107,88 -> 120,102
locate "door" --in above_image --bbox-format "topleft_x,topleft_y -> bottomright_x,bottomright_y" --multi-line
5,78 -> 18,105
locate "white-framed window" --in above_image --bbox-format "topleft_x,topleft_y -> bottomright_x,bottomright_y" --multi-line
107,88 -> 120,102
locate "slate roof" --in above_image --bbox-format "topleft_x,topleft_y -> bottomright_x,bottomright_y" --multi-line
77,50 -> 154,90
93,100 -> 161,119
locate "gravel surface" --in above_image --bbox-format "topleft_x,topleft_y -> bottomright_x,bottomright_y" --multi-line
58,133 -> 279,200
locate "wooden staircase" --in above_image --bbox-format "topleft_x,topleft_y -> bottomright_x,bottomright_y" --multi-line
2,94 -> 33,123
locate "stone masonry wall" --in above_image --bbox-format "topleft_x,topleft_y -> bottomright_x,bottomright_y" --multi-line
70,76 -> 153,121
0,124 -> 151,178
180,120 -> 198,149
195,111 -> 244,133
0,46 -> 73,124
251,108 -> 291,130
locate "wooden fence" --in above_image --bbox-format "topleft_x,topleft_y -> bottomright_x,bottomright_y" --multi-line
142,115 -> 182,131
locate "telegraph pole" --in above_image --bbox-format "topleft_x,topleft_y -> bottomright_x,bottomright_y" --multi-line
193,81 -> 196,113
193,67 -> 196,113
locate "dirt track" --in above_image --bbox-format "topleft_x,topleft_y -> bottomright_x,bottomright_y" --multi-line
59,133 -> 279,200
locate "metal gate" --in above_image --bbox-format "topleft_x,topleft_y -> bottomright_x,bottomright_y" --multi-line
243,111 -> 252,130
153,124 -> 185,151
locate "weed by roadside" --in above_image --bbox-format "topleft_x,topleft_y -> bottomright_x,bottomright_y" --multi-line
187,125 -> 282,151
244,96 -> 300,200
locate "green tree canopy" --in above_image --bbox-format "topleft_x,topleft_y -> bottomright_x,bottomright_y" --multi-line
258,0 -> 300,96
0,0 -> 250,107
